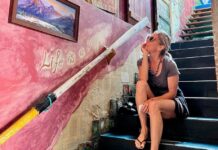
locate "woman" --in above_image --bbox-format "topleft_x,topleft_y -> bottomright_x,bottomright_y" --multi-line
135,31 -> 189,150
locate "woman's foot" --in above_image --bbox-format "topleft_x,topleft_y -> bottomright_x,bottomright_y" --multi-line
135,130 -> 148,149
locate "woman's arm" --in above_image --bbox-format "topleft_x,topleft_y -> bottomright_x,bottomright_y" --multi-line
138,44 -> 149,81
150,75 -> 179,100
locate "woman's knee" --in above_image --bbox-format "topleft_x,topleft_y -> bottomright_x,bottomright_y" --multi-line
148,100 -> 160,115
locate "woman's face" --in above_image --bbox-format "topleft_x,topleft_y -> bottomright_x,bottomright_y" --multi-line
143,33 -> 164,54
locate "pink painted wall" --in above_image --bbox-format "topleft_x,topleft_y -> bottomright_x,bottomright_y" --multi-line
0,0 -> 146,149
129,0 -> 152,24
174,0 -> 195,41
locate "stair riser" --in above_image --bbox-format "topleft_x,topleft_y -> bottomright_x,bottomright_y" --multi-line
163,119 -> 218,144
113,115 -> 139,135
175,56 -> 215,68
171,39 -> 213,50
183,27 -> 212,33
180,32 -> 213,39
189,18 -> 211,22
113,115 -> 218,144
179,68 -> 216,81
179,82 -> 218,97
192,12 -> 212,17
99,138 -> 135,150
194,8 -> 211,13
170,47 -> 214,58
99,137 -> 205,150
186,22 -> 212,27
187,99 -> 218,118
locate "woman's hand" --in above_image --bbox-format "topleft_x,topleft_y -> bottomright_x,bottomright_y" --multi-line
141,43 -> 149,56
142,99 -> 152,113
142,97 -> 159,113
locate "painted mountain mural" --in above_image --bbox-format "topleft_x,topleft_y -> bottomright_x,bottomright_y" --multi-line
16,0 -> 74,36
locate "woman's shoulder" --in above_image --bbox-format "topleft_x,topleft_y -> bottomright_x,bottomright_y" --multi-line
164,55 -> 175,63
163,56 -> 177,68
163,55 -> 180,75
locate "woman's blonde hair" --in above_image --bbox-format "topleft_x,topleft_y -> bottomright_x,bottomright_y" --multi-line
154,30 -> 171,57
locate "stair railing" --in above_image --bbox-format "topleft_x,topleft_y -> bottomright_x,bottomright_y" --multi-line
0,17 -> 150,145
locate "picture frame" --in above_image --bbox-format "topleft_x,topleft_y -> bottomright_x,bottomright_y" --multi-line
9,0 -> 80,42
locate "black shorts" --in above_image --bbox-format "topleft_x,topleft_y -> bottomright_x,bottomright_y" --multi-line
174,88 -> 189,118
151,87 -> 189,118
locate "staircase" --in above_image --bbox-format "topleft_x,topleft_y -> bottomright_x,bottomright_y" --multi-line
180,7 -> 213,40
99,39 -> 218,150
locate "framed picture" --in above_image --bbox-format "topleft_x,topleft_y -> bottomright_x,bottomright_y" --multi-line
9,0 -> 80,42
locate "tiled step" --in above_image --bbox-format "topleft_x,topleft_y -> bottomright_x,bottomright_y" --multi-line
183,25 -> 212,33
191,11 -> 212,17
99,133 -> 218,150
187,98 -> 218,118
112,115 -> 218,144
122,96 -> 218,118
170,46 -> 214,58
171,39 -> 213,50
180,31 -> 213,39
174,55 -> 215,68
186,20 -> 212,27
189,15 -> 211,22
194,8 -> 211,13
179,81 -> 218,97
179,67 -> 216,81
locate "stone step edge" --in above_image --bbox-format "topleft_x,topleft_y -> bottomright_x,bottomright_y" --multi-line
179,67 -> 215,70
101,133 -> 218,149
174,54 -> 214,60
179,80 -> 217,82
123,95 -> 218,100
170,45 -> 213,51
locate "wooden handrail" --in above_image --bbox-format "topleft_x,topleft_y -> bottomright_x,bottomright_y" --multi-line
0,17 -> 150,145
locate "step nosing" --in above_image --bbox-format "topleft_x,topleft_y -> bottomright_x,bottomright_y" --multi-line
170,46 -> 213,51
192,11 -> 212,16
175,142 -> 218,149
179,67 -> 215,70
190,16 -> 211,18
183,25 -> 213,30
194,8 -> 211,12
179,80 -> 217,82
189,16 -> 212,20
123,96 -> 218,100
185,97 -> 218,100
187,117 -> 218,121
174,55 -> 214,59
101,133 -> 135,140
187,20 -> 212,24
180,31 -> 213,37
101,133 -> 218,149
171,39 -> 213,45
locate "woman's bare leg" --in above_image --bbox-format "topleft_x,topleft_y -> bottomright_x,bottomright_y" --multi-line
135,80 -> 154,149
148,99 -> 176,150
135,80 -> 148,149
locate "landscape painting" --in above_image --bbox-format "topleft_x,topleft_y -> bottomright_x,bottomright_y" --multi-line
9,0 -> 80,42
